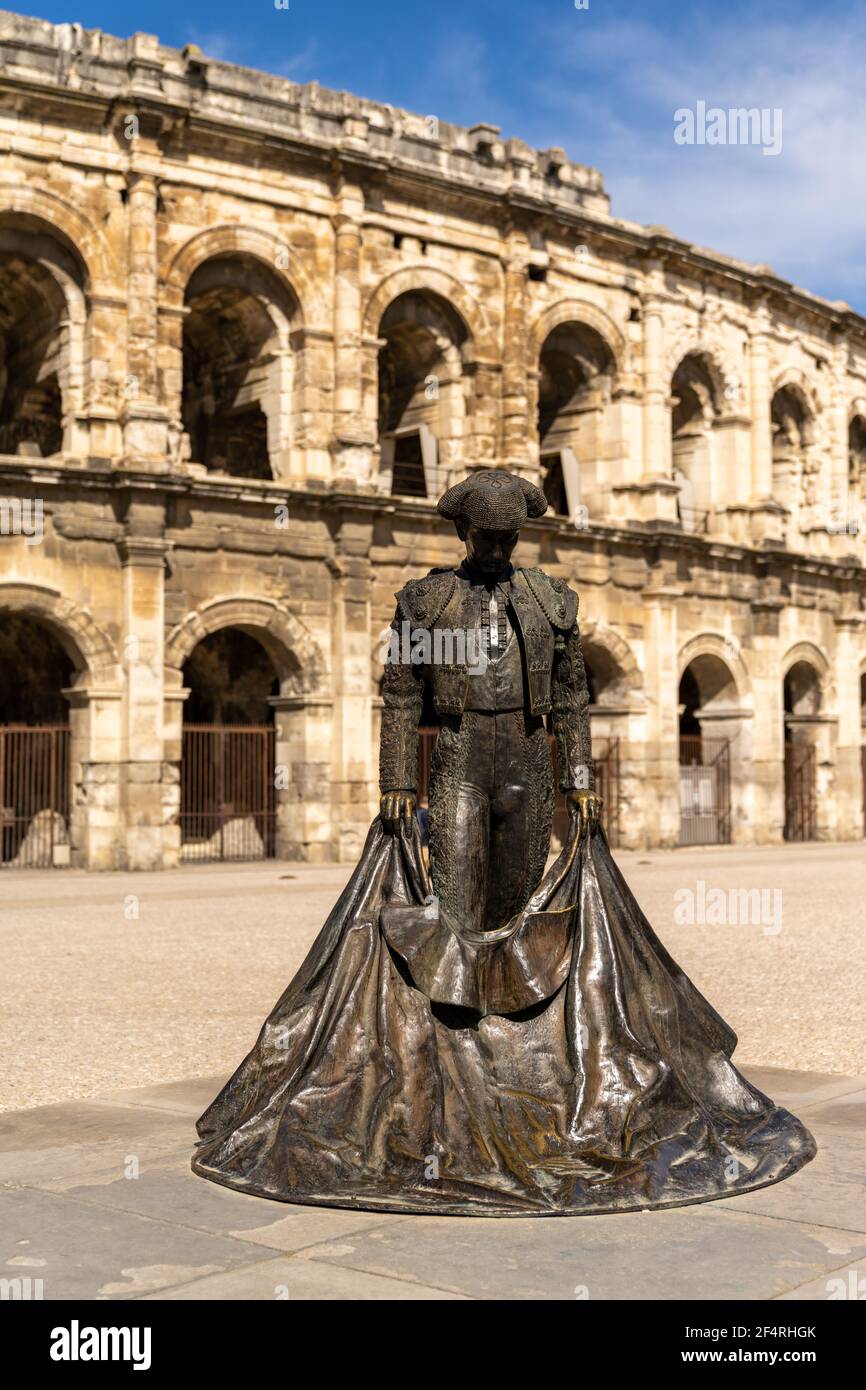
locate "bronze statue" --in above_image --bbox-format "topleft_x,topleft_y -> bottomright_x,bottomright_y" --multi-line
193,469 -> 816,1215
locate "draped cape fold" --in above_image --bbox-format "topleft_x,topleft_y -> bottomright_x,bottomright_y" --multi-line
192,817 -> 816,1216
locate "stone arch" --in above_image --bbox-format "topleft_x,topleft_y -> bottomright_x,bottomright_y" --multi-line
362,266 -> 493,360
164,597 -> 327,696
770,373 -> 821,539
165,597 -> 332,864
665,335 -> 734,400
367,271 -> 488,495
165,233 -> 312,479
0,182 -> 119,290
781,640 -> 830,690
0,583 -> 122,867
771,366 -> 821,423
532,298 -> 626,377
163,225 -> 318,327
677,635 -> 752,844
0,206 -> 94,456
669,348 -> 735,530
579,621 -> 642,703
847,402 -> 866,496
678,633 -> 751,706
532,304 -> 622,518
0,582 -> 119,685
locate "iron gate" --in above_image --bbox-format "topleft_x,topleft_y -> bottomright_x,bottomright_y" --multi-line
0,724 -> 71,868
784,742 -> 816,842
679,736 -> 731,846
181,724 -> 277,862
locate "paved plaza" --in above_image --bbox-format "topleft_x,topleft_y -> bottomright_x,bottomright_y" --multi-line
0,1066 -> 863,1301
1,841 -> 863,1300
1,841 -> 863,1113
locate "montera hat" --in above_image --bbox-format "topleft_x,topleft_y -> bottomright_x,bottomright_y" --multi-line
437,469 -> 548,531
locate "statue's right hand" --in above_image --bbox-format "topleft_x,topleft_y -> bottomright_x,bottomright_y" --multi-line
380,790 -> 417,833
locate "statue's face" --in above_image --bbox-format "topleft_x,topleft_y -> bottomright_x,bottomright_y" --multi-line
461,524 -> 519,576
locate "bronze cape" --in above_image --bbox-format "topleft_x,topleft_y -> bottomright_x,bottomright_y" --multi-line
192,814 -> 816,1216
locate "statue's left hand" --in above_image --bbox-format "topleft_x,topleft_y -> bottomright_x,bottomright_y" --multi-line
380,790 -> 417,833
567,789 -> 603,834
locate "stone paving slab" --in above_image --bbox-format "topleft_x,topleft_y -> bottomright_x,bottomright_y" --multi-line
1,1064 -> 863,1301
251,1206 -> 865,1303
139,1255 -> 469,1301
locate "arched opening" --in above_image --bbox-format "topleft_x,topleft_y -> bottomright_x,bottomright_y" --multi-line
180,628 -> 279,861
538,322 -> 614,518
0,245 -> 70,458
182,255 -> 296,480
377,291 -> 468,497
848,416 -> 866,529
783,660 -> 820,840
671,353 -> 722,533
678,654 -> 738,844
0,614 -> 74,866
772,386 -> 814,540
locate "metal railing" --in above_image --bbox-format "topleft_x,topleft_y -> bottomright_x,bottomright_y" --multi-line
784,743 -> 816,842
180,724 -> 277,862
0,724 -> 71,868
679,735 -> 731,845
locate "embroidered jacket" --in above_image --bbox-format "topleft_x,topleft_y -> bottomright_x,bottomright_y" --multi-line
379,564 -> 594,794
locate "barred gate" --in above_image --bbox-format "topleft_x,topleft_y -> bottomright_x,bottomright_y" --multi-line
784,743 -> 816,842
0,724 -> 71,868
679,736 -> 731,846
180,724 -> 277,862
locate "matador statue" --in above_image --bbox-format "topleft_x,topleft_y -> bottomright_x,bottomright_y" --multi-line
379,468 -> 600,936
193,469 -> 816,1216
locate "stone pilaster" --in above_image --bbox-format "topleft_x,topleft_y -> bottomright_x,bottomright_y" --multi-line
123,170 -> 169,466
642,574 -> 682,846
502,228 -> 533,475
332,183 -> 373,483
747,300 -> 785,544
117,529 -> 169,869
833,613 -> 866,838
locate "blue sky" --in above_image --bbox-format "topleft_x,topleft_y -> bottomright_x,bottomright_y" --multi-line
12,0 -> 866,310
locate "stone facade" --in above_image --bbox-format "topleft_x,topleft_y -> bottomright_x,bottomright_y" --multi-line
0,10 -> 864,867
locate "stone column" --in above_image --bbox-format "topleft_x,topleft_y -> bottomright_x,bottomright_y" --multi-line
829,341 -> 853,544
642,290 -> 670,478
329,517 -> 376,860
642,575 -> 682,846
833,614 -> 866,838
747,300 -> 784,543
502,228 -> 533,475
117,521 -> 169,869
749,596 -> 785,843
63,686 -> 123,870
270,696 -> 335,861
630,263 -> 678,525
332,183 -> 373,483
123,171 -> 169,467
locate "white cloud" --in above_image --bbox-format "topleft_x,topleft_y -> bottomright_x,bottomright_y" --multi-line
518,7 -> 866,307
